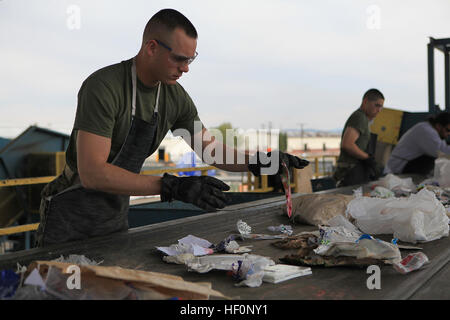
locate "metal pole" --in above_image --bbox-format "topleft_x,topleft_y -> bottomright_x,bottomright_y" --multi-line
428,42 -> 436,113
445,50 -> 450,112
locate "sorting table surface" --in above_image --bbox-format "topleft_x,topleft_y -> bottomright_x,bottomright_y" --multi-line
0,183 -> 448,300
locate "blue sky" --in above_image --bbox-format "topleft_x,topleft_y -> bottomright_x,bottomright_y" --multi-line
1,0 -> 450,138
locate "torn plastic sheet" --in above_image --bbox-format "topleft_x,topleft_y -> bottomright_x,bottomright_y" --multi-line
313,226 -> 402,264
187,254 -> 275,287
236,220 -> 288,240
327,215 -> 362,235
156,235 -> 214,257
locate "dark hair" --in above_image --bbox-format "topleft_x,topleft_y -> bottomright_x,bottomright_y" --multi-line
363,88 -> 384,101
143,9 -> 197,42
429,111 -> 450,127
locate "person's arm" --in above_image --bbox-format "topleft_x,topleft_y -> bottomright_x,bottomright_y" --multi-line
341,126 -> 370,160
76,130 -> 162,196
195,127 -> 249,172
419,126 -> 450,156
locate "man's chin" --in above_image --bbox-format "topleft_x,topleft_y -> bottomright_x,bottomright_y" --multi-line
162,79 -> 178,85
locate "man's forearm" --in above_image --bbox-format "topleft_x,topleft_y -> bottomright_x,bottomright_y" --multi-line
343,143 -> 369,160
79,162 -> 162,196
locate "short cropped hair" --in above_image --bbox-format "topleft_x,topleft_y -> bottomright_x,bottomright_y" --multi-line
363,88 -> 384,101
429,111 -> 450,127
143,9 -> 197,43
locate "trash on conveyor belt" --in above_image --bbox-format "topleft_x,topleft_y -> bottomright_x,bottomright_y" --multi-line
156,234 -> 214,256
186,253 -> 275,288
6,260 -> 228,300
346,188 -> 449,243
370,174 -> 417,196
267,224 -> 293,235
157,234 -> 252,258
393,252 -> 429,274
288,193 -> 355,226
52,254 -> 103,266
262,264 -> 312,284
273,225 -> 402,268
236,219 -> 288,240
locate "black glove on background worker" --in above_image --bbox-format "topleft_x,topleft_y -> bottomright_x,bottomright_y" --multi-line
248,150 -> 310,177
361,155 -> 380,180
160,173 -> 230,211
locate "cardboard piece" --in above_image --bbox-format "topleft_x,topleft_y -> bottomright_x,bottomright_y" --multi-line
27,260 -> 228,300
295,165 -> 313,194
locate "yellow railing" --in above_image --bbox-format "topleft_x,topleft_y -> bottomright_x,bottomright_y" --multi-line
0,154 -> 338,237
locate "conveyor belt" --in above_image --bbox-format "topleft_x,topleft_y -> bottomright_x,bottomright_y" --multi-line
0,183 -> 448,300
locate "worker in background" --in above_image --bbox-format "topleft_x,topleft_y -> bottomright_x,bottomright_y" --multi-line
384,111 -> 450,175
36,9 -> 309,247
333,89 -> 384,187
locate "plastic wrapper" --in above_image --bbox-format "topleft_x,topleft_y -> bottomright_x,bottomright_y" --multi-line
393,252 -> 429,274
346,188 -> 449,243
267,224 -> 293,235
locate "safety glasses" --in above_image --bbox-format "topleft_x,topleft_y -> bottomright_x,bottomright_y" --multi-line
154,39 -> 198,66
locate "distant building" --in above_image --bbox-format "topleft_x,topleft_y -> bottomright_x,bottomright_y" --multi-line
287,136 -> 341,157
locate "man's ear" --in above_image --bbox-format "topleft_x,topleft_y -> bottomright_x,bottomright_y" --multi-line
144,40 -> 158,57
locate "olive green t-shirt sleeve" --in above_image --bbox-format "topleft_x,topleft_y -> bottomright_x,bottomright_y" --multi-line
73,76 -> 119,139
171,85 -> 202,136
346,110 -> 366,134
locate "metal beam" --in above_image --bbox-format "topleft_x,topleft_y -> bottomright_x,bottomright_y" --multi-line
445,50 -> 450,111
428,42 -> 436,113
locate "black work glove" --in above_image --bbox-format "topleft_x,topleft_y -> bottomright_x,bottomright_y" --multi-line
160,173 -> 230,211
361,156 -> 379,179
248,150 -> 309,177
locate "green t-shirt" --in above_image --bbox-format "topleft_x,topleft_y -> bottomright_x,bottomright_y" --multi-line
336,108 -> 370,167
65,58 -> 201,173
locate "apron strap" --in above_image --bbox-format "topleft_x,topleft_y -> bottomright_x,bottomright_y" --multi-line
131,58 -> 161,117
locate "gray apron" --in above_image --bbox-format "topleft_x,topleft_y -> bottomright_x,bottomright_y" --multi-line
36,59 -> 161,247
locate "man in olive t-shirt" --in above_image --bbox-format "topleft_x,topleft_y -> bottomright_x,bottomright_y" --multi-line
333,89 -> 384,187
36,9 -> 310,246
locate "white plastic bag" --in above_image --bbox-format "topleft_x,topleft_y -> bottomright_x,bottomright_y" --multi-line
433,158 -> 450,188
346,189 -> 449,243
371,174 -> 416,193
